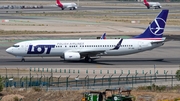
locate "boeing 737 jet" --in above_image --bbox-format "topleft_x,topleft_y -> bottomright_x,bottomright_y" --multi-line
143,0 -> 162,9
56,0 -> 77,10
6,10 -> 169,62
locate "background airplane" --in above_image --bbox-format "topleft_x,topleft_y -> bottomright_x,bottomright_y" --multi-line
56,0 -> 77,10
143,0 -> 162,9
6,10 -> 169,62
79,33 -> 106,40
0,5 -> 43,9
100,33 -> 106,39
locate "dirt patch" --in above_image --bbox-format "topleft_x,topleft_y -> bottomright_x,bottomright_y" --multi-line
1,94 -> 24,101
132,91 -> 180,101
0,89 -> 180,101
1,89 -> 84,101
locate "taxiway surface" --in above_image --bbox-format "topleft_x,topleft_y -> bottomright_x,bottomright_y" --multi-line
0,2 -> 180,69
0,40 -> 180,66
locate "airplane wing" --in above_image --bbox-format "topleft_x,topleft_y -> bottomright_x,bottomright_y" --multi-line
79,50 -> 106,56
68,39 -> 123,57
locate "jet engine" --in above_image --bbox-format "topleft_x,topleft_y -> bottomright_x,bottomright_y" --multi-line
64,52 -> 80,61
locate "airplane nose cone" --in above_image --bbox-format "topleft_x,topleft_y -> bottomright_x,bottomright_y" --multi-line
6,48 -> 12,54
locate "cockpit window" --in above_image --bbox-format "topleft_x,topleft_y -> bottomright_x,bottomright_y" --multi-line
12,45 -> 20,47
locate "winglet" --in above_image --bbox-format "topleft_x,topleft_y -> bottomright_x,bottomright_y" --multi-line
143,0 -> 150,8
134,9 -> 169,38
111,39 -> 123,50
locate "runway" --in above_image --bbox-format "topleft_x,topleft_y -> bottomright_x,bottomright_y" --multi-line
1,40 -> 180,66
0,5 -> 179,15
0,57 -> 180,66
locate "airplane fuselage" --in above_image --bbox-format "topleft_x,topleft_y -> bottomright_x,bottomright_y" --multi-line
6,39 -> 164,58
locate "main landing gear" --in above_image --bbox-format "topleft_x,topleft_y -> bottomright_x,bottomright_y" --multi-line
85,56 -> 93,63
21,58 -> 25,62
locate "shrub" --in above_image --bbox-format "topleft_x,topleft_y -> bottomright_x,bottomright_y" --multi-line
175,70 -> 180,80
13,96 -> 19,101
32,87 -> 42,92
0,76 -> 3,92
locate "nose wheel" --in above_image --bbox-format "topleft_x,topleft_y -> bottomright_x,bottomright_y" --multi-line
21,58 -> 25,62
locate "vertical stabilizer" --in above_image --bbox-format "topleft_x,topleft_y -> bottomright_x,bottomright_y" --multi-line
56,0 -> 63,8
100,33 -> 106,39
134,9 -> 169,38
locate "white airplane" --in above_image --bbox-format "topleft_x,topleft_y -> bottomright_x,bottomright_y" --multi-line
56,0 -> 77,10
143,0 -> 162,9
6,10 -> 169,62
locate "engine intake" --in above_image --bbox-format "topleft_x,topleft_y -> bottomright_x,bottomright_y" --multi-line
64,52 -> 80,61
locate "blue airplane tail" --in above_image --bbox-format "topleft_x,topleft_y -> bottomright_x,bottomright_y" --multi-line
134,9 -> 169,38
100,33 -> 106,39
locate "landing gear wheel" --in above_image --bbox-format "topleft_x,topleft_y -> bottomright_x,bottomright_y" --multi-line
85,56 -> 93,63
88,58 -> 93,62
21,58 -> 25,62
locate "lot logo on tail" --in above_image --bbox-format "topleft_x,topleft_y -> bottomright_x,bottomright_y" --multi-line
134,10 -> 168,38
149,17 -> 165,36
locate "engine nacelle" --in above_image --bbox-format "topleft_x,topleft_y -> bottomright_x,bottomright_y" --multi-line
64,52 -> 80,61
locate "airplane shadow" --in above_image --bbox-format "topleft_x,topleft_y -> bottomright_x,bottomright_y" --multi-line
7,58 -> 171,65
